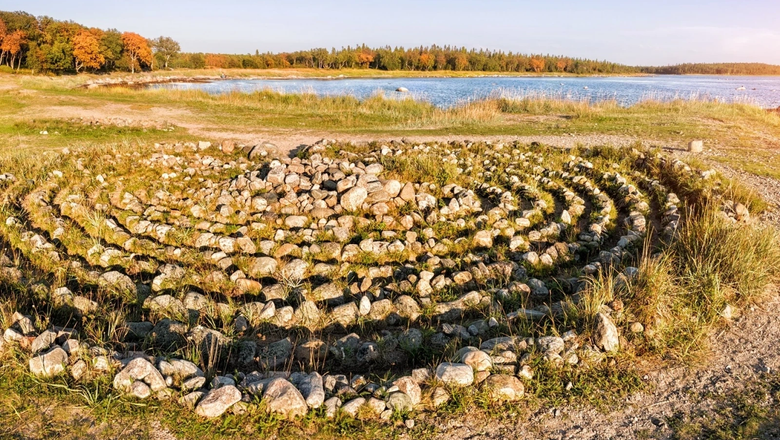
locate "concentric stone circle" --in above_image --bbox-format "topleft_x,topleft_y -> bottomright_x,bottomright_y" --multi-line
0,139 -> 722,419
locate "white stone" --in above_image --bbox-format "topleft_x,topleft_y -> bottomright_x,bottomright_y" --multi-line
435,362 -> 474,387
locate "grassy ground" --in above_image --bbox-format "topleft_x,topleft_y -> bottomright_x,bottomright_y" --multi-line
0,345 -> 643,440
1,73 -> 778,178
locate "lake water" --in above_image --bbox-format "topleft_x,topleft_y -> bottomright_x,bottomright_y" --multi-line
150,75 -> 780,108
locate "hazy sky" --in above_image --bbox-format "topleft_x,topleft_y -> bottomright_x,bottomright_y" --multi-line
7,0 -> 780,65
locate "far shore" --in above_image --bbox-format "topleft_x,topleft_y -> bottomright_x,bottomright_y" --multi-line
48,68 -> 778,90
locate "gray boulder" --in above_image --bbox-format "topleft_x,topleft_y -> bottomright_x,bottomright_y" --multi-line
296,372 -> 325,409
30,330 -> 57,354
482,374 -> 524,401
435,362 -> 473,387
113,357 -> 167,394
340,187 -> 368,211
29,346 -> 68,378
595,312 -> 619,352
262,378 -> 308,419
195,385 -> 242,418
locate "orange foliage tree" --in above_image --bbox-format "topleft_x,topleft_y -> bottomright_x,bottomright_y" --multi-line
452,53 -> 469,71
0,18 -> 6,64
530,57 -> 545,73
1,30 -> 26,69
121,32 -> 152,73
72,29 -> 104,72
419,52 -> 433,71
556,59 -> 569,72
204,53 -> 227,68
356,49 -> 374,68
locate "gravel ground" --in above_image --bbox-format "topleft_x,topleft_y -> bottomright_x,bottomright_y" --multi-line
416,288 -> 780,439
706,162 -> 780,225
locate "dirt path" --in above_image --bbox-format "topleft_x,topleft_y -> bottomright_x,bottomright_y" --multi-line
34,102 -> 676,155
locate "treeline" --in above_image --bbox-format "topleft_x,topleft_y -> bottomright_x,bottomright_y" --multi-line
2,10 -> 779,76
640,63 -> 780,76
0,10 -> 177,73
0,9 -> 634,75
172,46 -> 636,74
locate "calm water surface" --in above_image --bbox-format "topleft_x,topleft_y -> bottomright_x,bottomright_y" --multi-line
150,75 -> 780,108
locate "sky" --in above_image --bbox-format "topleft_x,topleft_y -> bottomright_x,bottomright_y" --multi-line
6,0 -> 780,66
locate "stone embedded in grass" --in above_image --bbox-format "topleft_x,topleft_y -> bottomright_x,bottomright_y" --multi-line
130,380 -> 152,399
29,346 -> 68,378
312,282 -> 343,303
180,390 -> 205,409
280,258 -> 309,281
340,187 -> 368,211
144,295 -> 187,317
341,397 -> 367,417
461,349 -> 493,372
431,387 -> 451,407
195,385 -> 241,418
258,337 -> 293,370
292,372 -> 325,409
262,378 -> 308,420
98,270 -> 136,294
480,336 -> 524,353
435,362 -> 474,387
210,375 -> 235,388
595,312 -> 620,353
324,396 -> 342,419
482,374 -> 525,401
113,357 -> 167,395
537,336 -> 565,354
70,359 -> 87,380
30,330 -> 57,354
126,321 -> 154,340
472,230 -> 493,248
386,392 -> 413,413
294,339 -> 327,365
158,358 -> 203,384
150,319 -> 188,349
391,376 -> 422,406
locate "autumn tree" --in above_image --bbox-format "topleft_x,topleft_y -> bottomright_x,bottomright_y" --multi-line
419,52 -> 433,71
151,36 -> 179,69
204,53 -> 227,68
452,53 -> 469,71
556,58 -> 568,72
356,48 -> 374,68
530,57 -> 545,73
1,30 -> 25,69
72,29 -> 104,72
0,17 -> 6,65
121,32 -> 151,73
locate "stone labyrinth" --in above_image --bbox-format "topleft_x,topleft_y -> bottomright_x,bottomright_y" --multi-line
0,139 -> 723,420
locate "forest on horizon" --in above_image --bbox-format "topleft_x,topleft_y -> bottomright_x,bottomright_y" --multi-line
2,10 -> 779,76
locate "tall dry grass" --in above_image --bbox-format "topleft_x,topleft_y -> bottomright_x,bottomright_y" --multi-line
628,204 -> 780,361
